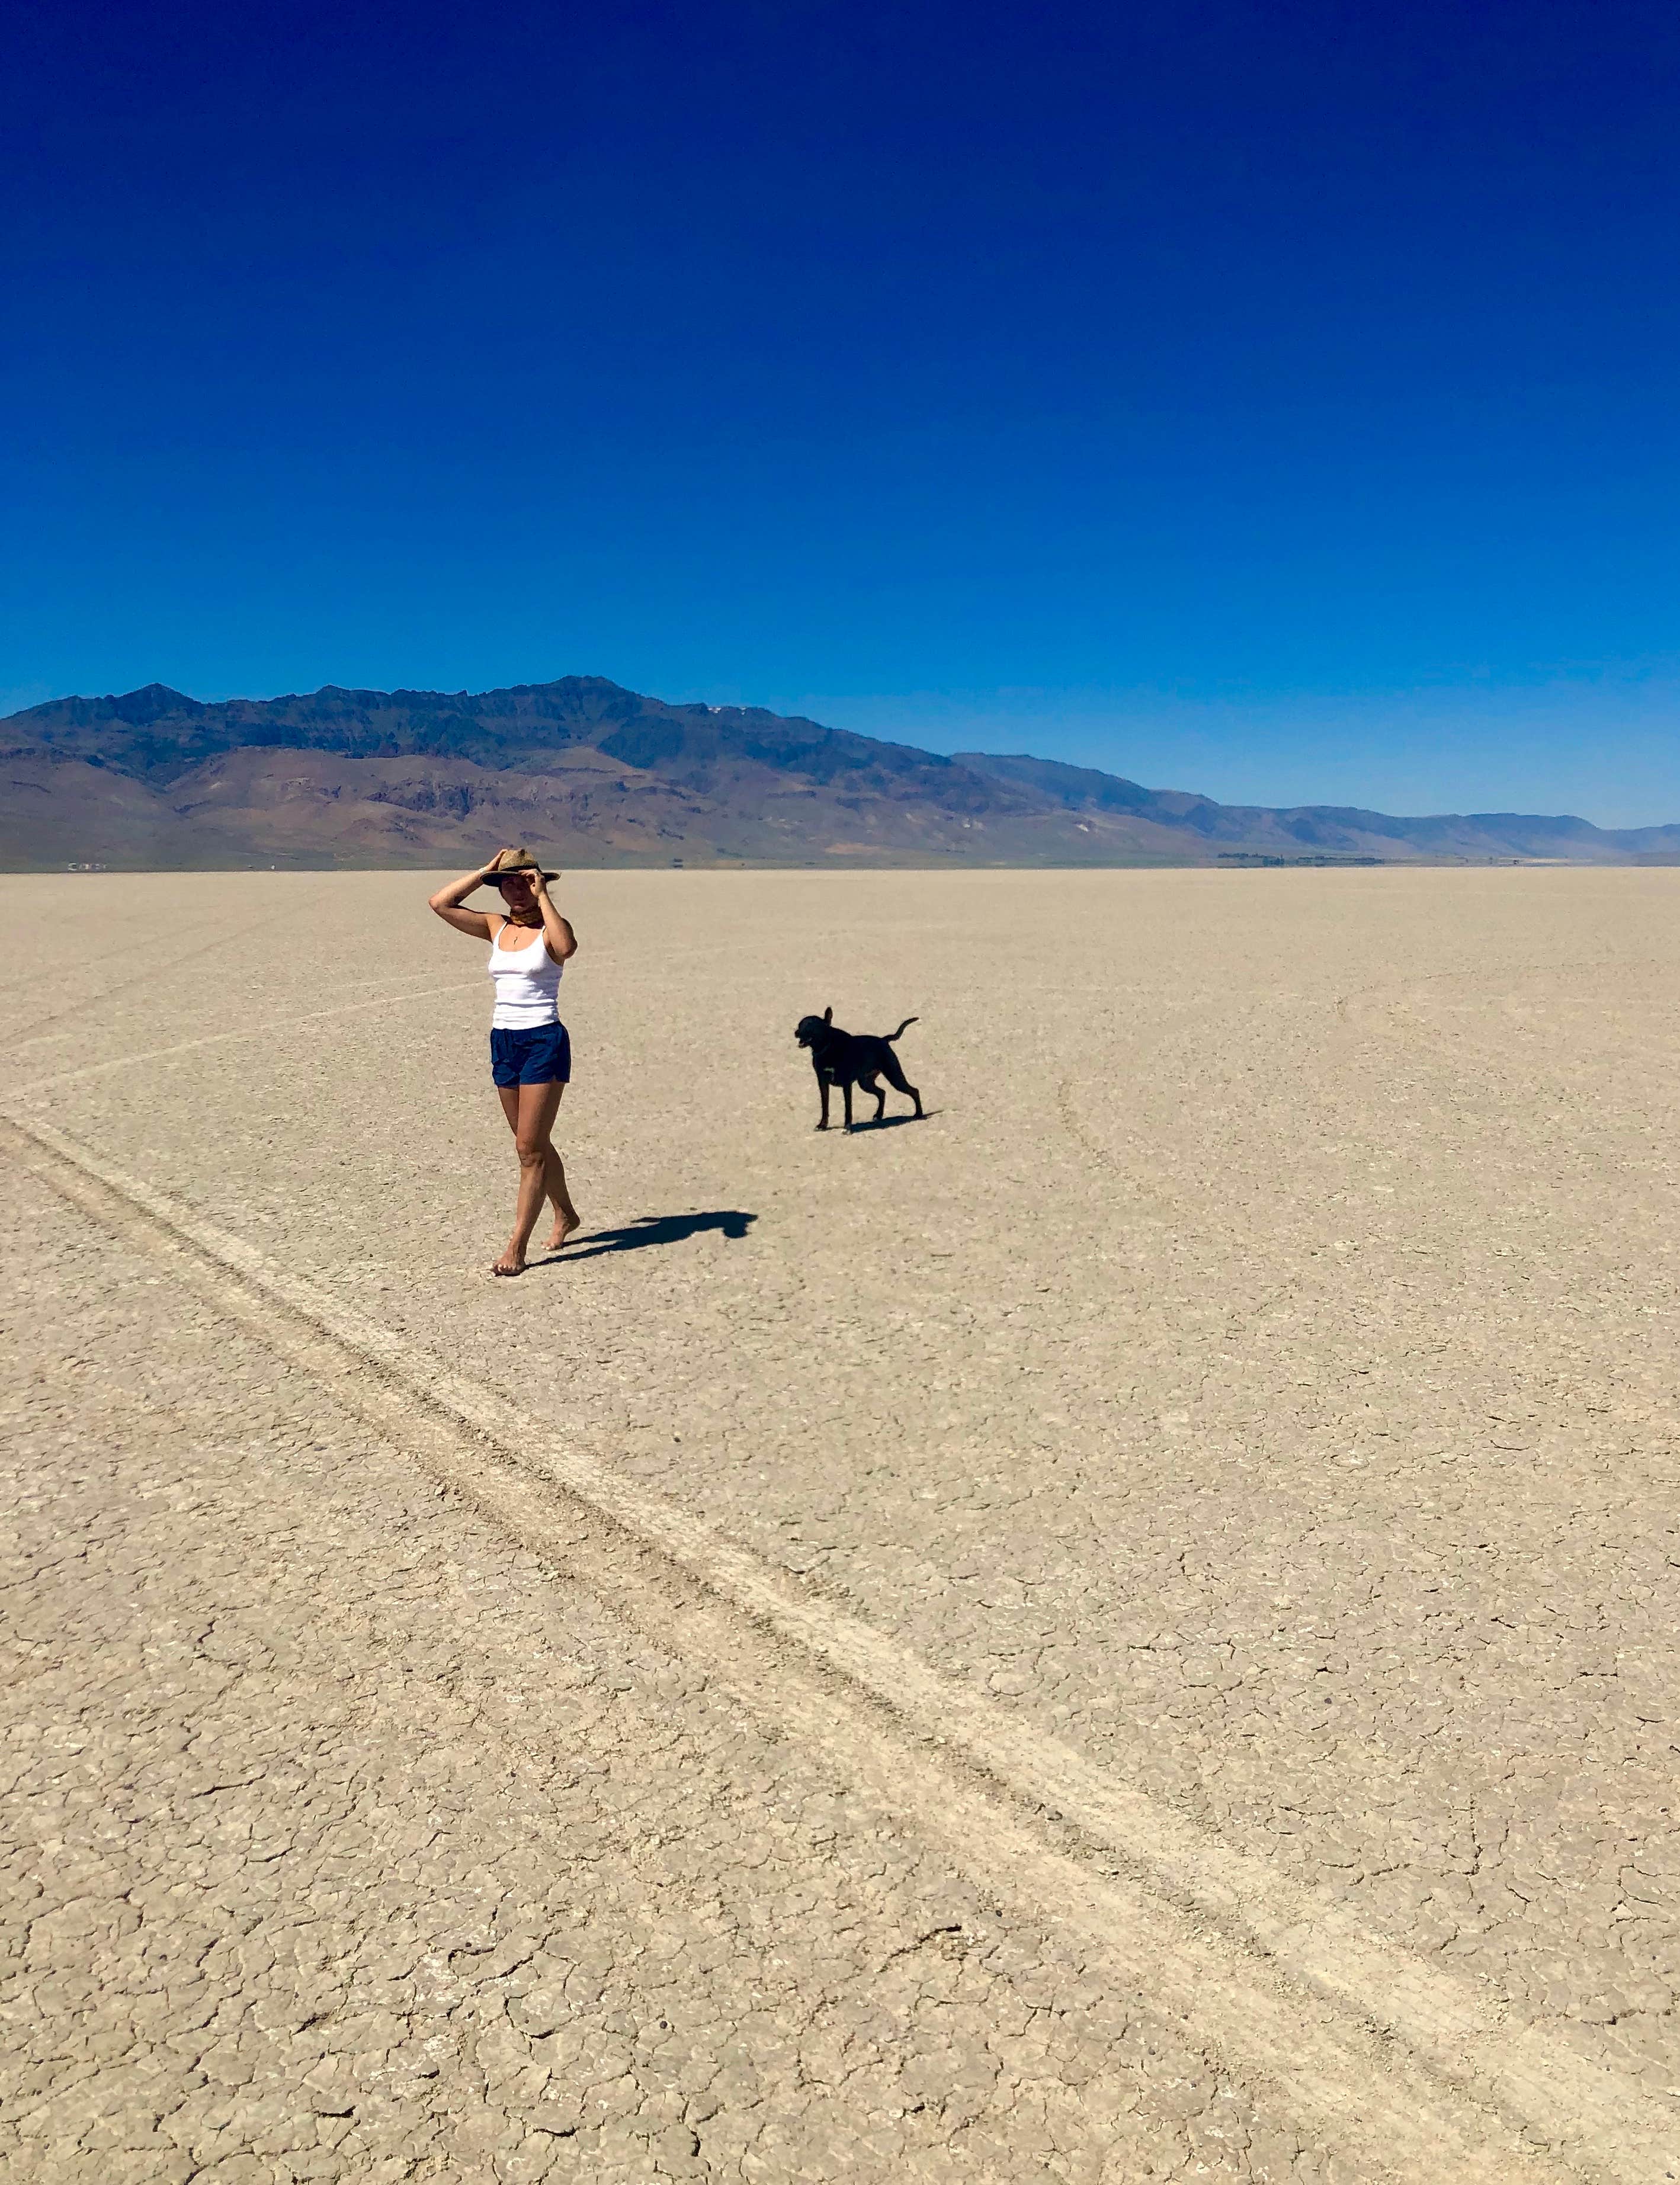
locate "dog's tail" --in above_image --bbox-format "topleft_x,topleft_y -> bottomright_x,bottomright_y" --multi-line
886,1016 -> 919,1042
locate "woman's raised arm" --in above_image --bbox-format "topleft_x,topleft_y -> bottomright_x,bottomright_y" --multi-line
531,872 -> 578,964
429,858 -> 500,938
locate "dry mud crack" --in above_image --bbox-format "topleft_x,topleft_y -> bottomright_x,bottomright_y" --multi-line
5,1109 -> 1673,2184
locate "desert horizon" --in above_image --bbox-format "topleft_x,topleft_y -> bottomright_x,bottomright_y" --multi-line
10,675 -> 1680,875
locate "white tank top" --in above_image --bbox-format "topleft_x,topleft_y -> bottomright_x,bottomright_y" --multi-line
488,924 -> 563,1029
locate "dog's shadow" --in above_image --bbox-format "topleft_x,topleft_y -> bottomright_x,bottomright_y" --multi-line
847,1108 -> 941,1132
537,1209 -> 756,1265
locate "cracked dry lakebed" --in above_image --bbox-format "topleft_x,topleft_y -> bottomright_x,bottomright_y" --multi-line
2,865 -> 1679,2184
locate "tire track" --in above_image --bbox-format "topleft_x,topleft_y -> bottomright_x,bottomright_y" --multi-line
0,910 -> 282,1046
4,1110 -> 1673,2184
6,977 -> 482,1095
1330,956 -> 1678,1039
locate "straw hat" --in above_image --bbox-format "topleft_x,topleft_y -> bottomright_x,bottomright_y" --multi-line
479,846 -> 559,884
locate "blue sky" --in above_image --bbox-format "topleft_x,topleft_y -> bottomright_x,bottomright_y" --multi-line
4,0 -> 1677,821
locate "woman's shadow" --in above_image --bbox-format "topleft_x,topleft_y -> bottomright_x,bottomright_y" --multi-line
536,1209 -> 756,1265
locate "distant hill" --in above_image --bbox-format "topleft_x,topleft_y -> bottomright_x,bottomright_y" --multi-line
4,675 -> 1676,869
954,750 -> 1680,865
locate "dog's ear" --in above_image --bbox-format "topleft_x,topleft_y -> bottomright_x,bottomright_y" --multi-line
823,1006 -> 832,1023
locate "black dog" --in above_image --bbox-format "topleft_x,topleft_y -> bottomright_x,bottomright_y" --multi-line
795,1008 -> 924,1131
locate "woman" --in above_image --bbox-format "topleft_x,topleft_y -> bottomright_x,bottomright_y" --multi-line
429,847 -> 581,1276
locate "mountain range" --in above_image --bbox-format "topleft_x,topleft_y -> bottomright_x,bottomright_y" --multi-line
5,675 -> 1676,870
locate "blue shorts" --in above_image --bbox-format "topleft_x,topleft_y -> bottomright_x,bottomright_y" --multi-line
490,1020 -> 572,1088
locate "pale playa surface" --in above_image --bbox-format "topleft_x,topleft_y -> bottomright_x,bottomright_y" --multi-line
4,867 -> 1678,2183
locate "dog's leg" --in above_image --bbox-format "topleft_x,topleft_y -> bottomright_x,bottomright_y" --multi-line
880,1054 -> 925,1118
842,1080 -> 855,1132
816,1078 -> 831,1131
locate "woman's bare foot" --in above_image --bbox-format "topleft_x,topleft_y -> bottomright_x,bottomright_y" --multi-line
546,1208 -> 582,1251
492,1239 -> 527,1276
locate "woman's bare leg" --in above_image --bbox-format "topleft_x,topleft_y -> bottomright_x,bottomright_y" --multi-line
541,1087 -> 581,1251
493,1079 -> 565,1275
